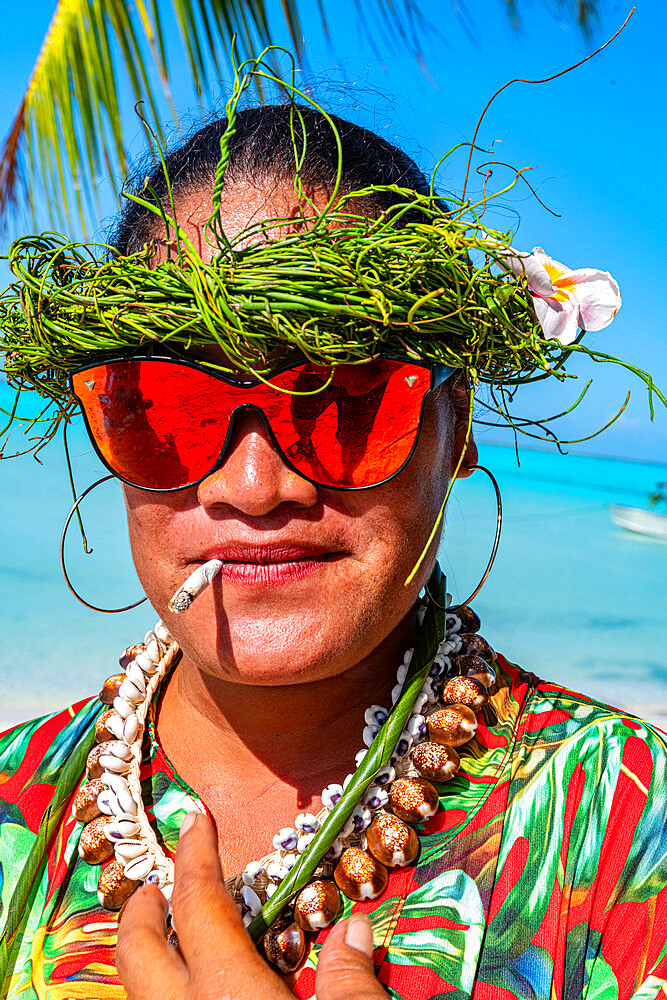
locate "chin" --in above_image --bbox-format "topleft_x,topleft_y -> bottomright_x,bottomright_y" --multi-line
179,606 -> 355,687
161,576 -> 397,687
212,641 -> 347,687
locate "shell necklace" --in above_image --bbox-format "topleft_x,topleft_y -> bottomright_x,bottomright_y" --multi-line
72,561 -> 497,972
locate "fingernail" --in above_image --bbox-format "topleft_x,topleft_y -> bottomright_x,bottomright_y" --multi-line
345,914 -> 374,956
179,810 -> 199,839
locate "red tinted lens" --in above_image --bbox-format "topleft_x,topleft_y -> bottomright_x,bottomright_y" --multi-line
265,359 -> 432,488
72,358 -> 432,490
72,360 -> 236,489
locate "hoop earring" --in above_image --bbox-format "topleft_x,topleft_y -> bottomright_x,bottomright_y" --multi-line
424,464 -> 502,613
60,475 -> 147,614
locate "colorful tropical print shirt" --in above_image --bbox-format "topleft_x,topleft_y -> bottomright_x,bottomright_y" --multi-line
1,654 -> 666,999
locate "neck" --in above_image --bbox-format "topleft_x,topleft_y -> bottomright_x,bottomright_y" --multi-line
156,608 -> 417,804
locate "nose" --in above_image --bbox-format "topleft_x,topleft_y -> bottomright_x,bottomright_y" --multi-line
196,407 -> 319,515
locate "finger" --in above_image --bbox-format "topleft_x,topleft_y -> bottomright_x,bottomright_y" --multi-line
172,812 -> 267,978
116,884 -> 187,1000
315,914 -> 387,1000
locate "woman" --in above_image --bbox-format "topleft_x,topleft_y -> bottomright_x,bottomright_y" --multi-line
0,101 -> 665,1000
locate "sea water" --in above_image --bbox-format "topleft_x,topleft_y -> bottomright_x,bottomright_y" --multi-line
0,385 -> 665,730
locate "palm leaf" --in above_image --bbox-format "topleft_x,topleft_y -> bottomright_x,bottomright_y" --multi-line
506,0 -> 599,41
0,0 -> 602,237
0,0 -> 430,237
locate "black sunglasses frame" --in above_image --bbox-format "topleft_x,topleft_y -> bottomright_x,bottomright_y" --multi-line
69,352 -> 457,493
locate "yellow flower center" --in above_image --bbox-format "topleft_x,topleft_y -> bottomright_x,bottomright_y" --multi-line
542,259 -> 574,303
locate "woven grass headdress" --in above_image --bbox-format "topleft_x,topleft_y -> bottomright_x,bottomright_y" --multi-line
0,46 -> 664,469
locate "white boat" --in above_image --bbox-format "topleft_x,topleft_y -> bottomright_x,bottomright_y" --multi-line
609,504 -> 667,540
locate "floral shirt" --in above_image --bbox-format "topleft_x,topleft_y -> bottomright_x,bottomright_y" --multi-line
1,654 -> 666,999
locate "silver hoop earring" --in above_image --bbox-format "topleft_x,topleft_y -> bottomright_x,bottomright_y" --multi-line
60,475 -> 147,614
425,464 -> 502,613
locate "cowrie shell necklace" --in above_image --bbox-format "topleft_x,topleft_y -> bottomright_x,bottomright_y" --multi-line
73,564 -> 496,970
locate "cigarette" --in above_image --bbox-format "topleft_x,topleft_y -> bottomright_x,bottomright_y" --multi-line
168,559 -> 224,613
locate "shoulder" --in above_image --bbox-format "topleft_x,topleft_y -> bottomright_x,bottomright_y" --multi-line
0,698 -> 101,824
499,653 -> 667,840
514,657 -> 667,761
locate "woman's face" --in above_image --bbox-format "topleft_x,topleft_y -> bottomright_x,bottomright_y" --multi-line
121,182 -> 477,687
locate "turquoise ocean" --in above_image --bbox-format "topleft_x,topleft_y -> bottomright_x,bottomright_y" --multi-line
1,380 -> 666,731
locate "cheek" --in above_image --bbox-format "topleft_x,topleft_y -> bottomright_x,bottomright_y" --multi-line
121,487 -> 192,600
345,409 -> 451,587
124,492 -> 166,558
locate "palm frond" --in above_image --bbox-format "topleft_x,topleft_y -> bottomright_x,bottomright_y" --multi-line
507,0 -> 599,41
0,0 -> 428,237
0,0 -> 602,237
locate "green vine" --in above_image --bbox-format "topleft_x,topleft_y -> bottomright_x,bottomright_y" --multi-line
0,43 -> 663,460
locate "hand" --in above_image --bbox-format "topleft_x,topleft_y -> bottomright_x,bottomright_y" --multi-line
116,812 -> 387,1000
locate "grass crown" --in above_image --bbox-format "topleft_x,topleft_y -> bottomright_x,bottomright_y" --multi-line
0,44 -> 663,462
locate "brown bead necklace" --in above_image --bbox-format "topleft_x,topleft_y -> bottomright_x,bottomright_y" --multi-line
72,600 -> 496,973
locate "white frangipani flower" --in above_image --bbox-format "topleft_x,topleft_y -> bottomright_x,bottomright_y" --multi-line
503,246 -> 622,345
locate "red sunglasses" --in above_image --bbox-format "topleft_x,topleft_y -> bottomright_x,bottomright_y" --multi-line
70,355 -> 455,492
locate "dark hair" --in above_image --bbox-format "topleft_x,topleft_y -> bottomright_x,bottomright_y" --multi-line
112,104 -> 435,254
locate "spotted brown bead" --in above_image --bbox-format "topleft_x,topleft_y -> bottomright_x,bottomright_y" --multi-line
453,653 -> 483,676
97,858 -> 139,910
95,709 -> 118,744
334,847 -> 388,901
469,665 -> 496,691
460,652 -> 497,690
366,812 -> 419,867
294,880 -> 341,931
448,605 -> 480,634
86,742 -> 111,780
458,632 -> 495,663
389,777 -> 439,825
412,741 -> 461,782
427,705 -> 478,747
72,779 -> 105,823
78,815 -> 114,864
99,673 -> 125,706
263,917 -> 306,973
119,642 -> 145,669
442,675 -> 488,711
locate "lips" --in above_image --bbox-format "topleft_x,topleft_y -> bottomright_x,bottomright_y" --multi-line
193,543 -> 345,586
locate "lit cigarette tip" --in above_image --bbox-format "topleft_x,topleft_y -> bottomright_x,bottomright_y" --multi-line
168,558 -> 224,614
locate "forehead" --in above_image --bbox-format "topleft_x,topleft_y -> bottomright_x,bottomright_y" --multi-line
151,179 -> 331,371
153,179 -> 334,264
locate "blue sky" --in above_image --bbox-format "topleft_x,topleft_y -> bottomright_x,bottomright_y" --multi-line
2,0 -> 666,461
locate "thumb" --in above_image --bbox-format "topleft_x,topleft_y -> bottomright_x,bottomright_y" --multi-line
315,914 -> 387,1000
